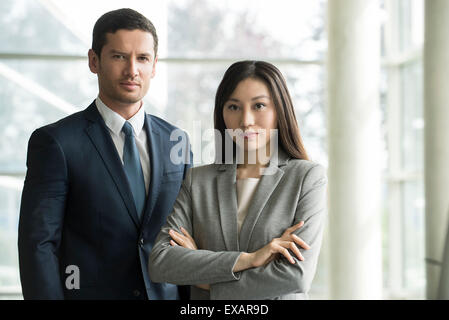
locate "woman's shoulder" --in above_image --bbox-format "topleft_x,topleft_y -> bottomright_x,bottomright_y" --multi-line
285,158 -> 325,172
184,163 -> 222,182
188,163 -> 222,174
283,159 -> 327,182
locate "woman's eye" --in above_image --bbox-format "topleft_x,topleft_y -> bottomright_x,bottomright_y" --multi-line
254,103 -> 266,110
227,104 -> 239,111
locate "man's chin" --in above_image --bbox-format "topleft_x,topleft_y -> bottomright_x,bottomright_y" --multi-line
114,94 -> 143,105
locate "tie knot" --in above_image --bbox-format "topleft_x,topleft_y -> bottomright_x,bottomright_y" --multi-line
122,121 -> 134,137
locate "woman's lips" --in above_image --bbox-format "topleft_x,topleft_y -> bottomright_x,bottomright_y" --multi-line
241,132 -> 259,139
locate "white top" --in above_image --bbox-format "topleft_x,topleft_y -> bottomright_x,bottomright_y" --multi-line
236,178 -> 260,235
95,97 -> 150,194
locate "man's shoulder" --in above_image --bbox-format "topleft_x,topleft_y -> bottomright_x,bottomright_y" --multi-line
36,110 -> 85,135
31,104 -> 94,144
147,114 -> 184,136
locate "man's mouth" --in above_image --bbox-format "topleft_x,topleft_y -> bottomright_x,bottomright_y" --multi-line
120,81 -> 140,90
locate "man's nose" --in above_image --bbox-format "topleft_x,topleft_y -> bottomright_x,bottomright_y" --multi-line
124,58 -> 138,78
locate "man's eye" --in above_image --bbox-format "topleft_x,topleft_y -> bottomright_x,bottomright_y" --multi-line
139,56 -> 150,62
113,55 -> 125,59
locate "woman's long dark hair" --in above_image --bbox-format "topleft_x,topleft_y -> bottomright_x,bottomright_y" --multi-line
214,60 -> 309,163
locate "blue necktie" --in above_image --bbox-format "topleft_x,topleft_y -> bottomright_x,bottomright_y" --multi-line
122,121 -> 146,222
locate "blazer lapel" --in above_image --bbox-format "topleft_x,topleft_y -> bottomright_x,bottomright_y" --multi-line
83,102 -> 140,229
216,164 -> 240,251
141,114 -> 163,226
238,149 -> 290,252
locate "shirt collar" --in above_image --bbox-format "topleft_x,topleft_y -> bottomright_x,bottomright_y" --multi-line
95,96 -> 145,136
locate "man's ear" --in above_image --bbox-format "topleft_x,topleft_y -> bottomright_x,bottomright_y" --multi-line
88,49 -> 99,74
151,55 -> 158,79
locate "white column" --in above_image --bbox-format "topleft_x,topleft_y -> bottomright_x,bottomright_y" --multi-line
327,0 -> 383,299
424,0 -> 449,300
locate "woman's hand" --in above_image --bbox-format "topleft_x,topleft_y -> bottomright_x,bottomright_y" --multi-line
169,227 -> 197,250
257,221 -> 310,266
169,227 -> 210,291
233,221 -> 310,272
279,221 -> 311,251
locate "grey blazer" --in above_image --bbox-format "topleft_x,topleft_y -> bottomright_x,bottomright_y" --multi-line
148,149 -> 327,300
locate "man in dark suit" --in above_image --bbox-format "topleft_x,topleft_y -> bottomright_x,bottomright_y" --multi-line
18,8 -> 191,300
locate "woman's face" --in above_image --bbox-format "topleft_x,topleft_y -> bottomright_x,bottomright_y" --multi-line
222,77 -> 278,153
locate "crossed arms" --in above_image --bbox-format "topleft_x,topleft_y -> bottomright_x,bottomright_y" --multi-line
148,164 -> 327,300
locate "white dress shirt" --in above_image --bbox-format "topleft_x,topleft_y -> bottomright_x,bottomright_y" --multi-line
95,97 -> 150,194
236,178 -> 260,235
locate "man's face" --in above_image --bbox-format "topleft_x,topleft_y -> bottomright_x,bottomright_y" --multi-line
88,29 -> 157,108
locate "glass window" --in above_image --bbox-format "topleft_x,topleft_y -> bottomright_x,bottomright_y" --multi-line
398,0 -> 424,53
0,179 -> 22,299
0,0 -> 87,55
402,179 -> 425,293
383,0 -> 425,299
401,61 -> 423,172
167,0 -> 327,61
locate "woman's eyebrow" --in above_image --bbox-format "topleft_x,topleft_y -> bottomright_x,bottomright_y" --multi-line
227,95 -> 271,103
251,95 -> 270,101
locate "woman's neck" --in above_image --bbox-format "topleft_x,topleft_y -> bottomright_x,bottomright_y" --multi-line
237,163 -> 264,179
237,149 -> 270,179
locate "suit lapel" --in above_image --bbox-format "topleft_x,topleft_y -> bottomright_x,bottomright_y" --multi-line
238,167 -> 284,252
216,165 -> 240,251
83,102 -> 140,229
216,149 -> 291,252
141,114 -> 164,226
237,148 -> 290,252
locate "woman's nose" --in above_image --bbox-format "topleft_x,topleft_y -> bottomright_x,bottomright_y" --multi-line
240,108 -> 255,128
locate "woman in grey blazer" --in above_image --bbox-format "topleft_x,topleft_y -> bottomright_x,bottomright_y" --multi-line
148,61 -> 327,300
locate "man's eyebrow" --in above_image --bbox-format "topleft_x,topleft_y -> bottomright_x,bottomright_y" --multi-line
108,50 -> 127,55
108,50 -> 152,56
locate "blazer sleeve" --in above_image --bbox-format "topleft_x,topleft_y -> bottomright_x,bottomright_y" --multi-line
209,164 -> 328,300
183,136 -> 194,176
177,132 -> 194,301
148,168 -> 242,285
18,128 -> 68,299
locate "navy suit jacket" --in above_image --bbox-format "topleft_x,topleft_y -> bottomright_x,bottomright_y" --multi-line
18,101 -> 192,299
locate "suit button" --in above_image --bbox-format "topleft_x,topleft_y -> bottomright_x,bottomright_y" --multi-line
133,290 -> 141,297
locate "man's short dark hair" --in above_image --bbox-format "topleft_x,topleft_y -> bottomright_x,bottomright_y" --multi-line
92,8 -> 158,58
